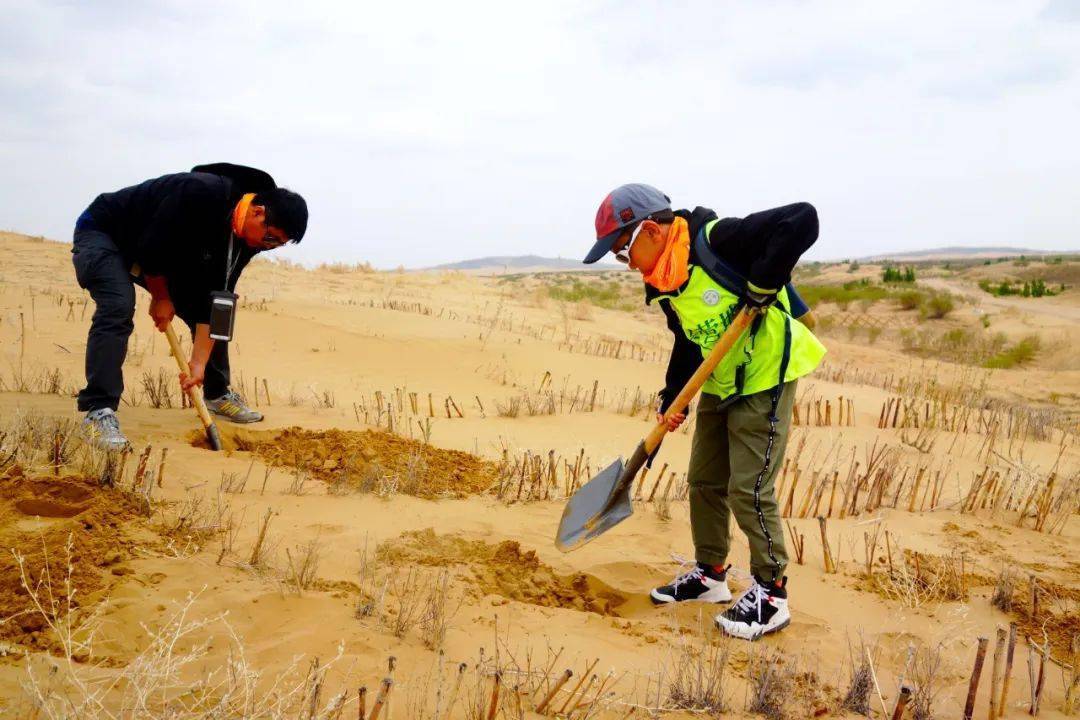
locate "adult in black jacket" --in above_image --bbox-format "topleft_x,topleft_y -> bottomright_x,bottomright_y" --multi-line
72,164 -> 308,449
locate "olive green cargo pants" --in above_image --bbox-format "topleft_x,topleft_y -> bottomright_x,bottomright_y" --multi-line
687,381 -> 796,582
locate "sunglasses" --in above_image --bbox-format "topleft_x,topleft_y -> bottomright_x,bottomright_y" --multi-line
613,222 -> 646,264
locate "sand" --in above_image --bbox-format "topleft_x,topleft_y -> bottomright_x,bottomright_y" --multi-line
0,230 -> 1077,718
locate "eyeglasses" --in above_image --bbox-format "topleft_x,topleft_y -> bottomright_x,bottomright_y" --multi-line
261,230 -> 288,248
613,222 -> 645,264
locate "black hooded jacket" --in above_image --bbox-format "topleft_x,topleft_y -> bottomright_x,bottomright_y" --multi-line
77,163 -> 276,322
652,203 -> 819,412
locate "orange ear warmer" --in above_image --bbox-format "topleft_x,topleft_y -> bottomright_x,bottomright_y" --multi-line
231,193 -> 256,235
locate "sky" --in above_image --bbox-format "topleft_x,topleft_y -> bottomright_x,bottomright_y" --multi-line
1,0 -> 1078,268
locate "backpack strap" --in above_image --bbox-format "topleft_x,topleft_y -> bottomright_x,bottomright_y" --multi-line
693,227 -> 747,296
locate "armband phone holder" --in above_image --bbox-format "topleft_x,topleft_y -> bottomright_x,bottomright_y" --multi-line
209,291 -> 239,341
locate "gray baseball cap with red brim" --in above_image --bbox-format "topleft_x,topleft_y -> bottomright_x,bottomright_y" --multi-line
585,183 -> 672,264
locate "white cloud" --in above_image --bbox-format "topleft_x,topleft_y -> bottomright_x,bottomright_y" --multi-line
0,0 -> 1077,266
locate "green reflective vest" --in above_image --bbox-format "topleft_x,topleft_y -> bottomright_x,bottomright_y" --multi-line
648,227 -> 827,400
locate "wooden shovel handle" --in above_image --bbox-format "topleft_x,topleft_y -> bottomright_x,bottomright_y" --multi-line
643,307 -> 758,454
163,323 -> 216,431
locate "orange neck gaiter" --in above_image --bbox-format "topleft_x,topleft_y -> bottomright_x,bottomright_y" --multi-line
642,216 -> 690,292
231,193 -> 256,236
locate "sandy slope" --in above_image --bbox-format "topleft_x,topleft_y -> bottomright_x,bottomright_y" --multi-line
0,232 -> 1077,718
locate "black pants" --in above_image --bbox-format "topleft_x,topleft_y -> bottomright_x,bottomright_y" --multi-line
72,230 -> 230,412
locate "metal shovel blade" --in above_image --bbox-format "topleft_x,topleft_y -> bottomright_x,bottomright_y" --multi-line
555,441 -> 649,552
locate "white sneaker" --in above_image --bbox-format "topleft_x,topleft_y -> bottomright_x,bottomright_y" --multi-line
650,562 -> 733,604
82,408 -> 130,451
714,577 -> 790,640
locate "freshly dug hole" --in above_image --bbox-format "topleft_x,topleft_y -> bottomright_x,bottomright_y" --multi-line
0,465 -> 145,649
377,529 -> 629,616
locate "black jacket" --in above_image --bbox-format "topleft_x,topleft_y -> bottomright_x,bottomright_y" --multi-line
653,203 -> 819,412
79,164 -> 275,322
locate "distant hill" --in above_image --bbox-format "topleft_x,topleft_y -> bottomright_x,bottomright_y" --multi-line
429,255 -> 618,272
858,246 -> 1077,262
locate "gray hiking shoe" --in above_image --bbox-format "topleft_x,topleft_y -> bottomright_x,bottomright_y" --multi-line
206,390 -> 264,423
82,408 -> 131,451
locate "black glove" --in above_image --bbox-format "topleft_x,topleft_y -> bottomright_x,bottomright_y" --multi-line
743,284 -> 778,310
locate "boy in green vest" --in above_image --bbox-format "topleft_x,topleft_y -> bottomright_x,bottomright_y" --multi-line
584,184 -> 826,640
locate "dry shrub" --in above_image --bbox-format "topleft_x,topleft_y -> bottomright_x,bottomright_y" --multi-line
17,584 -> 352,719
842,641 -> 874,716
310,388 -> 336,409
909,641 -> 947,720
387,567 -> 426,638
317,261 -> 375,273
865,550 -> 969,608
398,448 -> 428,496
991,564 -> 1017,612
283,468 -> 308,496
368,562 -> 460,646
286,536 -> 322,593
667,627 -> 732,713
355,537 -> 389,619
139,368 -> 175,409
158,487 -> 231,545
746,648 -> 798,720
2,364 -> 74,396
247,507 -> 277,570
495,395 -> 521,418
654,493 -> 672,522
420,568 -> 460,650
496,391 -> 555,418
218,469 -> 247,494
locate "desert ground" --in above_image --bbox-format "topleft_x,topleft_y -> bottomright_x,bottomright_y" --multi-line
0,230 -> 1077,719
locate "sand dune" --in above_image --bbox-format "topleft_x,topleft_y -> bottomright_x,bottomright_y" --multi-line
0,231 -> 1077,718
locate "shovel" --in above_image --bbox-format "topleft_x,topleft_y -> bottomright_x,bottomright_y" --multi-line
555,306 -> 757,552
164,322 -> 223,451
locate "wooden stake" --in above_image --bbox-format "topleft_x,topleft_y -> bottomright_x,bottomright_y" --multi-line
990,626 -> 1006,719
1028,643 -> 1045,716
531,649 -> 564,702
817,516 -> 836,573
891,686 -> 912,720
963,636 -> 989,720
134,444 -> 153,490
562,674 -> 596,716
486,671 -> 501,720
535,669 -> 573,713
1030,639 -> 1047,716
52,430 -> 62,476
357,686 -> 366,720
368,678 -> 393,720
559,659 -> 599,714
445,663 -> 468,717
263,378 -> 272,406
156,447 -> 168,488
885,530 -> 894,574
1030,575 -> 1038,623
999,623 -> 1017,717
